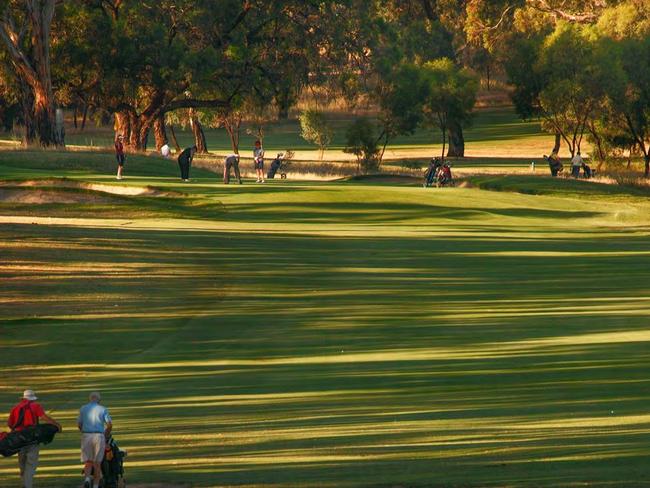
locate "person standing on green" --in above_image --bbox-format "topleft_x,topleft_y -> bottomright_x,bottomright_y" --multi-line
253,140 -> 265,183
178,146 -> 197,182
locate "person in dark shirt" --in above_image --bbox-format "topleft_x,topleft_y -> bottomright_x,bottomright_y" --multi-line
115,135 -> 126,180
224,153 -> 242,184
7,390 -> 61,488
178,146 -> 197,182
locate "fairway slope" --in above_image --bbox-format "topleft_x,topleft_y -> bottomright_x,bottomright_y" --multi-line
1,162 -> 650,487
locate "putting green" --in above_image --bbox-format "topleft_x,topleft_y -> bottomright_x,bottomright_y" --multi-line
1,158 -> 650,487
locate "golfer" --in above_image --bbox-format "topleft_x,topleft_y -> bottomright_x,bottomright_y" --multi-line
253,140 -> 265,183
7,390 -> 61,488
115,135 -> 126,180
224,153 -> 242,184
178,145 -> 197,182
571,151 -> 584,178
78,392 -> 112,488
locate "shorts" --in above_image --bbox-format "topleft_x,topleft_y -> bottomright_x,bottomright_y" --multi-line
116,154 -> 126,167
254,160 -> 264,170
81,433 -> 106,464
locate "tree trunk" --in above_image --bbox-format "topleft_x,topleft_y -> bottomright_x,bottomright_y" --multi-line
169,124 -> 182,152
33,88 -> 62,147
81,104 -> 89,130
645,154 -> 650,178
0,1 -> 62,147
225,118 -> 241,154
276,87 -> 292,120
553,133 -> 561,154
153,114 -> 168,150
486,63 -> 491,91
441,127 -> 447,161
73,106 -> 78,129
114,111 -> 131,143
18,80 -> 35,145
189,109 -> 208,153
446,122 -> 465,158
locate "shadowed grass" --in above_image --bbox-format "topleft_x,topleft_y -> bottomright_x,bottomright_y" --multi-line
1,159 -> 650,487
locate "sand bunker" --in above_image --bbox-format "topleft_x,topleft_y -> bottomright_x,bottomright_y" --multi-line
0,179 -> 181,204
0,188 -> 121,204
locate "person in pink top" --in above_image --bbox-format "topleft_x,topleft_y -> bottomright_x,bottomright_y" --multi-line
115,134 -> 126,180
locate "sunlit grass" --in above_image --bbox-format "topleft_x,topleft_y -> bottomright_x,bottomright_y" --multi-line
1,155 -> 650,486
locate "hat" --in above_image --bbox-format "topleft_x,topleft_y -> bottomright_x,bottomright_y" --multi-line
23,390 -> 37,401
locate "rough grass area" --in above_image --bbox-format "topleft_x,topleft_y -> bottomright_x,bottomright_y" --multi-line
1,155 -> 650,487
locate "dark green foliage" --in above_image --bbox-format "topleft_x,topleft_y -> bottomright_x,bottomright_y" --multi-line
344,117 -> 380,173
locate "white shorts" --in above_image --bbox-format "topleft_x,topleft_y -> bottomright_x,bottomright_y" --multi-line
81,433 -> 105,464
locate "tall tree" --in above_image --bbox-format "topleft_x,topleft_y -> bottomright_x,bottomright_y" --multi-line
0,0 -> 63,146
421,58 -> 478,160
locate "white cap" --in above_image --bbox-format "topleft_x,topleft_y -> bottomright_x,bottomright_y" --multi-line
23,390 -> 37,401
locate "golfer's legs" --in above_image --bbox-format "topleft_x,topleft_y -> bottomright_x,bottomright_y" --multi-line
224,162 -> 230,184
180,161 -> 190,179
234,162 -> 241,183
19,445 -> 39,488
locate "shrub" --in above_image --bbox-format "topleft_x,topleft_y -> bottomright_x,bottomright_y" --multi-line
343,117 -> 380,174
299,109 -> 332,160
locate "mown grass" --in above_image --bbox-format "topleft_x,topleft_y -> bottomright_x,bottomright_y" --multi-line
1,154 -> 650,487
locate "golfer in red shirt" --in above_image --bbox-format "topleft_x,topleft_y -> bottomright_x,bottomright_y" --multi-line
115,134 -> 126,180
8,390 -> 61,488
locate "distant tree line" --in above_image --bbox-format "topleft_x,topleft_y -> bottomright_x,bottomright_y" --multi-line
1,0 -> 649,175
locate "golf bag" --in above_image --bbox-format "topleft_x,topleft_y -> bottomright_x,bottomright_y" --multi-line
423,158 -> 441,188
100,436 -> 127,488
582,163 -> 595,179
0,424 -> 59,457
545,155 -> 564,177
436,163 -> 454,187
267,155 -> 283,179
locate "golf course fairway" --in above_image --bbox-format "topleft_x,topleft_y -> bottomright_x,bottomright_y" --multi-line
1,157 -> 650,487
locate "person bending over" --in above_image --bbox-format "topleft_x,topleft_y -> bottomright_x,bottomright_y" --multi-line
224,153 -> 242,184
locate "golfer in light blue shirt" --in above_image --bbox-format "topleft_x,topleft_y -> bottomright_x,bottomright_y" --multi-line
78,392 -> 112,488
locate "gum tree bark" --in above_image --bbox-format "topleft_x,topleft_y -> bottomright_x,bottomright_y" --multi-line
446,121 -> 465,157
153,114 -> 168,151
189,109 -> 207,153
0,0 -> 63,147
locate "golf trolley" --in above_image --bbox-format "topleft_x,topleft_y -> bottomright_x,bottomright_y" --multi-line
424,158 -> 454,188
84,435 -> 127,488
267,150 -> 294,179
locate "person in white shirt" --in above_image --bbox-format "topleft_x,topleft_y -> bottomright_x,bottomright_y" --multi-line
571,151 -> 584,178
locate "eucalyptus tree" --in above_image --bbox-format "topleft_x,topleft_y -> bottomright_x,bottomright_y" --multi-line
0,0 -> 63,146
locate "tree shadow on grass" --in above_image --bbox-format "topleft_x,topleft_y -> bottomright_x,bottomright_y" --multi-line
222,201 -> 603,224
1,224 -> 650,486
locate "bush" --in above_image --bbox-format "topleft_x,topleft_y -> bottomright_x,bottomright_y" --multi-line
343,118 -> 380,174
299,109 -> 332,160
